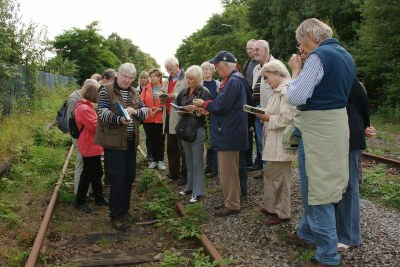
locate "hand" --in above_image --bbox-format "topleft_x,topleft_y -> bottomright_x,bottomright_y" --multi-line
168,93 -> 175,100
249,127 -> 254,132
126,107 -> 137,116
119,116 -> 131,125
255,112 -> 270,122
365,126 -> 376,138
288,54 -> 302,78
193,98 -> 205,108
184,104 -> 198,113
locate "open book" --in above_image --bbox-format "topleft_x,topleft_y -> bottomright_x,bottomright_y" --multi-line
158,93 -> 169,99
170,103 -> 186,111
115,101 -> 132,121
243,104 -> 265,115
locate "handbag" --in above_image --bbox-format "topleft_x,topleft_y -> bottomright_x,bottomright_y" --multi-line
282,123 -> 298,149
175,115 -> 199,142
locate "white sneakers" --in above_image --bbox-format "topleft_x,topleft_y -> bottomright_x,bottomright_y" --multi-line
189,195 -> 202,203
149,162 -> 158,169
149,161 -> 166,170
158,161 -> 166,170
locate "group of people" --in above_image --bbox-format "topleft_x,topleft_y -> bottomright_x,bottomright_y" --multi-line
63,17 -> 377,267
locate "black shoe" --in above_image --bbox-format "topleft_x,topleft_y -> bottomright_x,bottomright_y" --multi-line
247,163 -> 263,172
95,198 -> 109,206
204,166 -> 211,174
179,189 -> 192,195
206,170 -> 218,178
111,217 -> 130,231
76,203 -> 92,214
122,212 -> 138,223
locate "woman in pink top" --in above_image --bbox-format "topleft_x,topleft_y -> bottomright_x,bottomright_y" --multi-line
74,79 -> 108,213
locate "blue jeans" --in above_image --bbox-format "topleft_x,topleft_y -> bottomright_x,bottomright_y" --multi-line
254,116 -> 263,167
335,149 -> 361,246
294,128 -> 340,266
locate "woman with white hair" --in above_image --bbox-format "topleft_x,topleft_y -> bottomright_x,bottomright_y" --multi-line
255,61 -> 296,225
176,65 -> 211,203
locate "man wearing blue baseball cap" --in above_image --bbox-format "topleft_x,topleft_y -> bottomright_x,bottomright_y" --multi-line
193,51 -> 249,217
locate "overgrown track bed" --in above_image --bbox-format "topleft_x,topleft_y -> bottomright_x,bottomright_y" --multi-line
362,152 -> 400,172
25,145 -> 225,267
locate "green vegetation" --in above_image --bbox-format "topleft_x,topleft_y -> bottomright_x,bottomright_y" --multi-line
361,164 -> 400,211
160,248 -> 236,267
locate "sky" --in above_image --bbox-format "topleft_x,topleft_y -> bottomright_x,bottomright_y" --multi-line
18,0 -> 224,71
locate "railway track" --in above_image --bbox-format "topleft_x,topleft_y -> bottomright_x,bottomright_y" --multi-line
24,145 -> 226,267
361,152 -> 400,168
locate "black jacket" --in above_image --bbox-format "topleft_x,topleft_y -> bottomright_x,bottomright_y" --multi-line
347,79 -> 370,151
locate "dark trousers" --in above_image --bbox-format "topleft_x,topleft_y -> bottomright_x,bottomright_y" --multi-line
206,148 -> 217,171
142,124 -> 152,158
76,155 -> 104,205
143,123 -> 165,162
104,140 -> 136,219
246,130 -> 254,167
239,150 -> 248,196
165,114 -> 186,181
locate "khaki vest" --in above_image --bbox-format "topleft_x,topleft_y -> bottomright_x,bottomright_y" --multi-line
95,83 -> 140,150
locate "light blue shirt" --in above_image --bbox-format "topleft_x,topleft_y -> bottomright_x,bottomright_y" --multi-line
172,70 -> 181,83
288,54 -> 324,107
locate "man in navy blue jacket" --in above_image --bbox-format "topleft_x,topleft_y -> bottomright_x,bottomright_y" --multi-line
193,51 -> 248,217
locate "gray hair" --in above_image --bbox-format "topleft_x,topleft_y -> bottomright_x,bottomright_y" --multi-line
118,63 -> 136,77
200,61 -> 216,72
260,61 -> 289,78
164,57 -> 179,67
255,40 -> 270,53
185,65 -> 203,87
296,18 -> 333,45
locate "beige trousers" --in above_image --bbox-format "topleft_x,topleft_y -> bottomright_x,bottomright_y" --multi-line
217,151 -> 240,210
263,161 -> 292,219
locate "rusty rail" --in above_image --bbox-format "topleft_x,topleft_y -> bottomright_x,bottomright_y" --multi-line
362,152 -> 400,167
25,144 -> 74,267
138,145 -> 227,266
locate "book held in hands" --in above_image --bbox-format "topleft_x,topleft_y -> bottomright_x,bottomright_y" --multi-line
115,101 -> 132,121
170,103 -> 186,112
243,104 -> 265,115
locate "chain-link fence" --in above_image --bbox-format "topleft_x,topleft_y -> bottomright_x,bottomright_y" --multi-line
0,65 -> 77,116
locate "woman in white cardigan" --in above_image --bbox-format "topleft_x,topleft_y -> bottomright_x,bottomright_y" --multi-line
255,61 -> 297,225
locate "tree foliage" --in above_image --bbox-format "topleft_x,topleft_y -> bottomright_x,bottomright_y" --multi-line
356,0 -> 400,108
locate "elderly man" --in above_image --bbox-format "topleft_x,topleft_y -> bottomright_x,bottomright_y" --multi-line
193,51 -> 248,217
95,63 -> 148,230
250,40 -> 290,177
160,57 -> 188,185
286,18 -> 356,267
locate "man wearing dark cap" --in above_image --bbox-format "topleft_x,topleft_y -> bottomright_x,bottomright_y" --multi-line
193,51 -> 249,217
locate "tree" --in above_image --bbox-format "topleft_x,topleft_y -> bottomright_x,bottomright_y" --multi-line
356,0 -> 400,111
50,21 -> 119,84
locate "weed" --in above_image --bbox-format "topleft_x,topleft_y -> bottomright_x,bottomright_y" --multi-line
361,164 -> 400,210
6,250 -> 29,267
0,202 -> 21,228
160,250 -> 190,266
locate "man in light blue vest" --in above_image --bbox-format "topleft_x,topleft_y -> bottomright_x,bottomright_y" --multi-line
286,18 -> 356,267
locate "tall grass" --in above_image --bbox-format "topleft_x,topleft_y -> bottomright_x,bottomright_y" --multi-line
0,85 -> 75,161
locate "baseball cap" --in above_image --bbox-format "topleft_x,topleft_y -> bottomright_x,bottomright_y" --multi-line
208,51 -> 237,64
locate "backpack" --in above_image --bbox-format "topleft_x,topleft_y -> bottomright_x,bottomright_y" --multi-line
56,100 -> 69,133
69,103 -> 84,138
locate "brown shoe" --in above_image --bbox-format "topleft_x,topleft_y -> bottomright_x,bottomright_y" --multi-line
265,216 -> 290,225
260,207 -> 277,217
297,258 -> 338,267
213,204 -> 224,210
286,232 -> 315,248
213,207 -> 240,217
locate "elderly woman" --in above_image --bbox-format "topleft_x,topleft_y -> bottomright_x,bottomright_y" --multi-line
255,61 -> 296,225
176,65 -> 211,203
